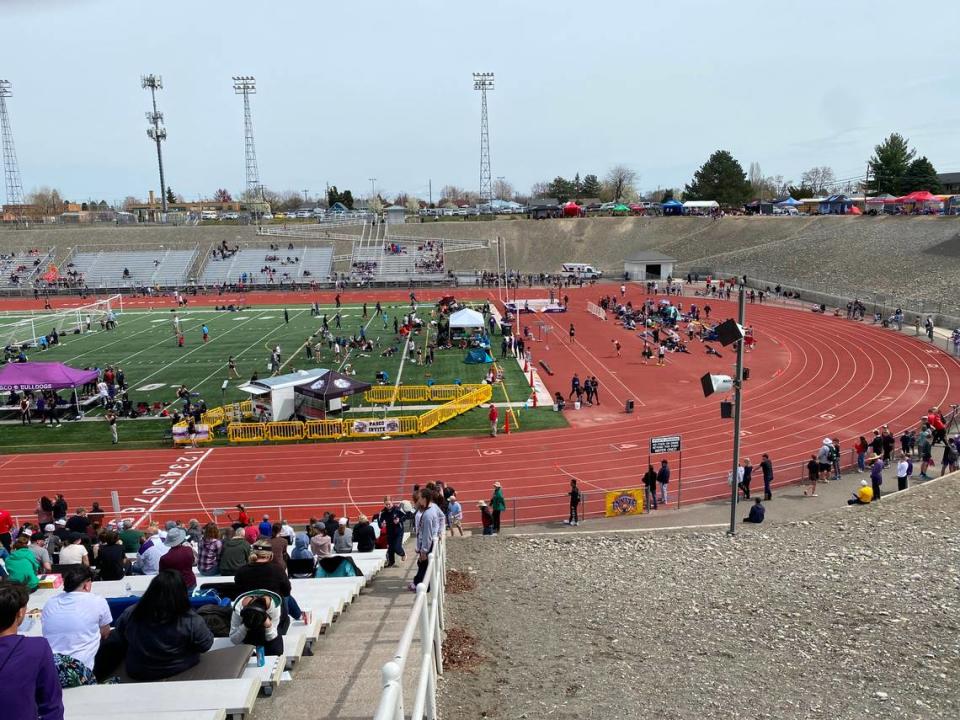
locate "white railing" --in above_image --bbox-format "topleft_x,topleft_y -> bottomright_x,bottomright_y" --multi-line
586,301 -> 607,320
374,534 -> 446,720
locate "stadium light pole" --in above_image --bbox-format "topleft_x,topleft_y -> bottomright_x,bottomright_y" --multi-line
141,74 -> 168,215
728,285 -> 747,535
473,72 -> 494,208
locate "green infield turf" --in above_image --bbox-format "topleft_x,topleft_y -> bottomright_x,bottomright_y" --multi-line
1,301 -> 567,450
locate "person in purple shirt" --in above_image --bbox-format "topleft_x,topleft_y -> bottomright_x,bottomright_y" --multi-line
0,582 -> 64,720
869,454 -> 884,502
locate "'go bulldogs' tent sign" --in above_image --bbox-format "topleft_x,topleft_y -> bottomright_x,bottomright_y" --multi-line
649,435 -> 682,454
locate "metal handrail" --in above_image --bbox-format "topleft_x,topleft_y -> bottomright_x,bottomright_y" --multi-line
374,533 -> 446,720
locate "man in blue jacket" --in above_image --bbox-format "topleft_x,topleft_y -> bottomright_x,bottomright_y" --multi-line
657,460 -> 671,504
743,498 -> 765,524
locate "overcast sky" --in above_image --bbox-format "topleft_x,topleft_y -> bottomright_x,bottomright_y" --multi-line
3,0 -> 959,204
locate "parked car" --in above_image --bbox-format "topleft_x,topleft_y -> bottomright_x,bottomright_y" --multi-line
296,210 -> 312,219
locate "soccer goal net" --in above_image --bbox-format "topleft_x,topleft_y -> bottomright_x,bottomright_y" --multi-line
0,294 -> 122,349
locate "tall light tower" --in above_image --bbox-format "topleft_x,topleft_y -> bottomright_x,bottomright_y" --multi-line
0,80 -> 25,223
232,76 -> 263,206
473,72 -> 494,207
141,74 -> 168,214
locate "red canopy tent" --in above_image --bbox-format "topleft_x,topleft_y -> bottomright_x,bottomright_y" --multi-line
896,190 -> 939,203
562,201 -> 583,218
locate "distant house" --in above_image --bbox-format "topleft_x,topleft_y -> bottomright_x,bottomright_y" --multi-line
937,172 -> 960,195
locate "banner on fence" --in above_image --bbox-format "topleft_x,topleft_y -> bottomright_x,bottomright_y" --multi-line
172,423 -> 212,445
349,418 -> 401,435
604,488 -> 645,517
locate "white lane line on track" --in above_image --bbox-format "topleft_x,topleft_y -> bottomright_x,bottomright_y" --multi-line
131,448 -> 214,528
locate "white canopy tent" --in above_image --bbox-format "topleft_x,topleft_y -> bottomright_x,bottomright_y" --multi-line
448,308 -> 485,329
682,200 -> 719,210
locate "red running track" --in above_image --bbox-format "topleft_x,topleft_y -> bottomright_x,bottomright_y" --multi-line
1,285 -> 958,528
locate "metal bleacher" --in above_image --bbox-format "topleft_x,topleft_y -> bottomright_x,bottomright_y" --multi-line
350,223 -> 446,282
0,248 -> 55,289
198,245 -> 333,285
67,247 -> 198,288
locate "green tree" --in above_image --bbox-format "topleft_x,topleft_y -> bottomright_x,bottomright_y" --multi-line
547,176 -> 576,202
580,174 -> 601,197
572,173 -> 582,194
868,133 -> 915,195
898,156 -> 940,194
341,190 -> 354,209
684,150 -> 750,206
166,187 -> 176,205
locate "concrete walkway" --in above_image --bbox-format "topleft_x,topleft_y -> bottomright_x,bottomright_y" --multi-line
251,553 -> 424,720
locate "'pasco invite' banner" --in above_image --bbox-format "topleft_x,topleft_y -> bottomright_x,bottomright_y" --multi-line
604,488 -> 646,517
349,418 -> 401,435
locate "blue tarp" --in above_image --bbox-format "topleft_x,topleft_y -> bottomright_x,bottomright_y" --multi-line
464,348 -> 494,364
662,199 -> 684,216
775,197 -> 801,206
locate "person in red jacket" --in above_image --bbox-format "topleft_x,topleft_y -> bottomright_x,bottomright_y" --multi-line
488,404 -> 498,438
927,407 -> 947,445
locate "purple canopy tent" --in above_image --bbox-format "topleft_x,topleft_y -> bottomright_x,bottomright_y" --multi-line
0,362 -> 98,391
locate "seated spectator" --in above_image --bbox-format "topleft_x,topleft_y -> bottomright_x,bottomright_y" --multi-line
243,522 -> 260,545
258,514 -> 272,539
333,517 -> 353,553
353,514 -> 377,553
95,529 -> 127,581
185,519 -> 203,545
229,591 -> 283,657
109,570 -> 214,681
58,533 -> 90,567
29,532 -> 53,573
134,526 -> 168,575
290,533 -> 313,561
848,479 -> 874,505
41,566 -> 112,683
158,528 -> 197,590
118,519 -> 144,553
278,519 -> 295,545
268,523 -> 288,569
198,523 -> 223,577
742,498 -> 765,524
308,526 -> 332,558
0,582 -> 64,718
233,540 -> 303,633
218,527 -> 252,576
4,535 -> 40,590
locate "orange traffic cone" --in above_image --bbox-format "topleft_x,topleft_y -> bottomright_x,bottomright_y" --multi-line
529,369 -> 534,388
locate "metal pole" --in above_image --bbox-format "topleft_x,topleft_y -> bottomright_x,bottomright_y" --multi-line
727,285 -> 746,536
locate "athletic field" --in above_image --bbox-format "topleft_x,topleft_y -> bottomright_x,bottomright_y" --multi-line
0,299 -> 565,451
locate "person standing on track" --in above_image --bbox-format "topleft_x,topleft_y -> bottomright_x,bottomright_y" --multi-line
760,453 -> 774,500
568,373 -> 581,401
488,403 -> 498,437
869,453 -> 884,501
490,482 -> 506,535
569,323 -> 576,344
612,339 -> 621,357
657,460 -> 670,504
590,376 -> 601,405
804,454 -> 819,497
657,343 -> 666,367
335,294 -> 341,309
643,465 -> 658,510
565,479 -> 581,526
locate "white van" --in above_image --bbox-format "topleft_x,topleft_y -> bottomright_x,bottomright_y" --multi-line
561,263 -> 603,279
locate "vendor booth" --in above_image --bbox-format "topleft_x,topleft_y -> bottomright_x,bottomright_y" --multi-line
293,370 -> 371,419
661,199 -> 684,216
237,368 -> 328,421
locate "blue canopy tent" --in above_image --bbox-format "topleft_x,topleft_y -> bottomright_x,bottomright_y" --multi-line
661,199 -> 684,216
775,197 -> 801,206
819,194 -> 853,215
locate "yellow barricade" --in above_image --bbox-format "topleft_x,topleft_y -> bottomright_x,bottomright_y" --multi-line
228,423 -> 267,443
363,383 -> 489,405
304,419 -> 345,440
201,406 -> 225,429
419,384 -> 492,434
364,386 -> 397,405
265,421 -> 306,442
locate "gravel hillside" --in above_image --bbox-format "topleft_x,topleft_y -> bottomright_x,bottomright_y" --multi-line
438,476 -> 960,719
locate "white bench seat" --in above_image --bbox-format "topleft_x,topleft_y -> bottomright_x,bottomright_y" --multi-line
63,679 -> 259,720
70,712 -> 226,720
